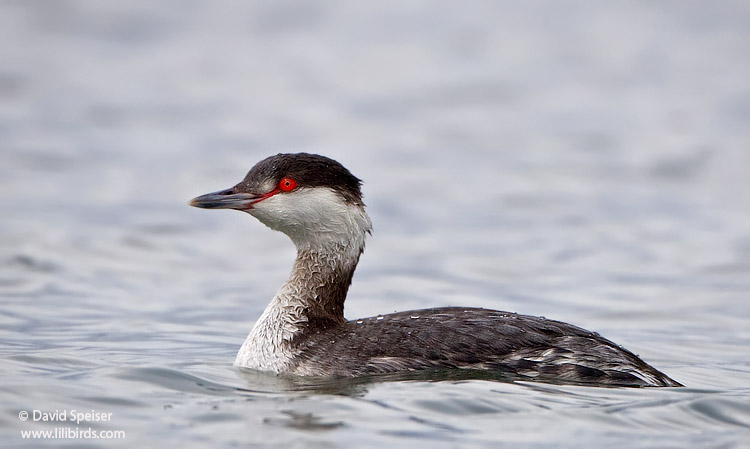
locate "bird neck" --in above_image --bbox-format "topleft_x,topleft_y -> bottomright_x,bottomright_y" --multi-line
275,201 -> 371,329
280,242 -> 362,327
236,241 -> 364,371
236,203 -> 371,372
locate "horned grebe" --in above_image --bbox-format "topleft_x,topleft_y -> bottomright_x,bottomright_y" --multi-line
189,153 -> 681,387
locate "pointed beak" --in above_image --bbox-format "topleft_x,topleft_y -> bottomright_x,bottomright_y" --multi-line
188,188 -> 260,210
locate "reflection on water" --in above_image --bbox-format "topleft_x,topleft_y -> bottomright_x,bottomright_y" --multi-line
1,1 -> 750,448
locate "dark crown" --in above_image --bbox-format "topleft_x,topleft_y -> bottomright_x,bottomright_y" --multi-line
235,153 -> 364,206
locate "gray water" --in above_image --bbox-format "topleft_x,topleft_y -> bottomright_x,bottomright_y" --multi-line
2,1 -> 750,448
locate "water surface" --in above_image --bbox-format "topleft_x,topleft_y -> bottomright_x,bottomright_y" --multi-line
1,1 -> 749,448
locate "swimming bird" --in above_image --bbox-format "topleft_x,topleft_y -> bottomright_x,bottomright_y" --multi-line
189,153 -> 681,387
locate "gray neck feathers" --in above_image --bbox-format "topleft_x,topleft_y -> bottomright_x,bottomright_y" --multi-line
284,243 -> 362,330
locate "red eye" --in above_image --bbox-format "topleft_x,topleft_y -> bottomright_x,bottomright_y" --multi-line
278,177 -> 297,192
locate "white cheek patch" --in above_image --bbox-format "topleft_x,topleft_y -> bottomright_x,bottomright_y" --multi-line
249,187 -> 371,249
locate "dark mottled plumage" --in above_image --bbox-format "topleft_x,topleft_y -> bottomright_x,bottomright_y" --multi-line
292,307 -> 681,387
